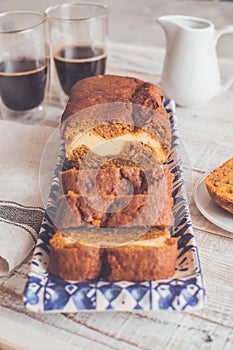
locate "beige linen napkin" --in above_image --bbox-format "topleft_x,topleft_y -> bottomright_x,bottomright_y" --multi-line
0,119 -> 54,276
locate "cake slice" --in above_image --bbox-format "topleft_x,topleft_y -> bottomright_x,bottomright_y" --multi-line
54,191 -> 173,230
56,165 -> 173,229
60,166 -> 165,197
60,167 -> 141,197
54,191 -> 110,229
205,157 -> 233,214
103,226 -> 177,281
48,226 -> 177,281
61,75 -> 171,166
48,230 -> 102,280
63,141 -> 164,171
54,167 -> 174,230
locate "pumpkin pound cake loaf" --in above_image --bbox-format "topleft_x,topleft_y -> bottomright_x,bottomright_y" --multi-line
48,74 -> 177,282
205,157 -> 233,214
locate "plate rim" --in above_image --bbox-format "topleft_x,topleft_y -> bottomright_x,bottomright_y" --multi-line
193,173 -> 233,233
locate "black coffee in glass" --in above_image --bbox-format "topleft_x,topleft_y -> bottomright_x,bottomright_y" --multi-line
0,58 -> 47,111
54,45 -> 106,95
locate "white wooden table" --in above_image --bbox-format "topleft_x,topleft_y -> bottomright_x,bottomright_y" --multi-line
1,1 -> 233,349
0,41 -> 233,350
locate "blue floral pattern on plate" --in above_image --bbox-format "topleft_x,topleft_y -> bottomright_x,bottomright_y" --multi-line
24,100 -> 205,312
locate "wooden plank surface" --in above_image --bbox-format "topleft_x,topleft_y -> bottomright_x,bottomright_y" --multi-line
0,42 -> 233,350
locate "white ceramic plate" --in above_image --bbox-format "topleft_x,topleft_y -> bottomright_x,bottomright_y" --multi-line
194,174 -> 233,233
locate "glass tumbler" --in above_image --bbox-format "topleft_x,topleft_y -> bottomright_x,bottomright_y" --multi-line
0,11 -> 48,121
45,2 -> 109,108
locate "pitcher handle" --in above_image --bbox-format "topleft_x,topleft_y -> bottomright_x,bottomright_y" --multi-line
215,25 -> 233,95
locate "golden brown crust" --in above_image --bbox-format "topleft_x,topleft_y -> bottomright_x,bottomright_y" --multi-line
102,227 -> 177,281
61,75 -> 171,165
62,75 -> 169,123
48,231 -> 102,280
103,240 -> 177,281
61,75 -> 139,123
48,228 -> 177,281
205,157 -> 233,214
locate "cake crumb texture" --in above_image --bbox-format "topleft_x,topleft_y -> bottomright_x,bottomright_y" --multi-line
48,227 -> 177,281
205,157 -> 233,214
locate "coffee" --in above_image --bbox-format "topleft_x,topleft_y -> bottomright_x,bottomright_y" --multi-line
54,45 -> 106,95
0,59 -> 47,111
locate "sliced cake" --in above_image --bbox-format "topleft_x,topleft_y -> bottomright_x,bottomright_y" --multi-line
61,75 -> 171,166
103,226 -> 177,281
48,226 -> 177,281
205,157 -> 233,214
54,168 -> 174,230
48,230 -> 102,280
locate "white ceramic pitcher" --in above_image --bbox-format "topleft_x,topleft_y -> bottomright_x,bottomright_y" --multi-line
158,15 -> 233,107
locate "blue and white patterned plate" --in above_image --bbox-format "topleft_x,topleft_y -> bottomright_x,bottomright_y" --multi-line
24,100 -> 205,312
